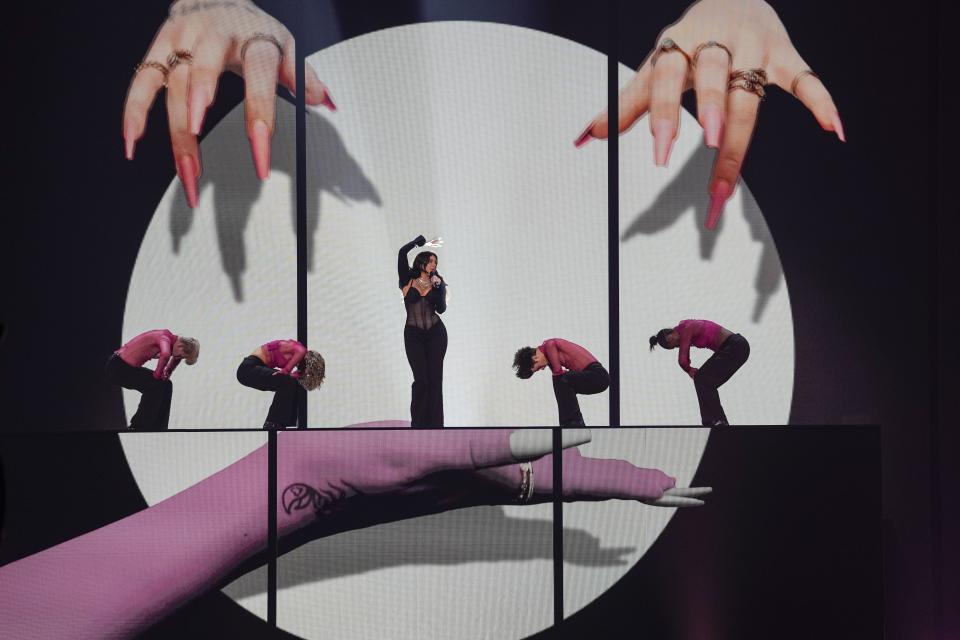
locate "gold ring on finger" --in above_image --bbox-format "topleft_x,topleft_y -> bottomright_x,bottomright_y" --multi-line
692,41 -> 733,68
134,60 -> 170,88
166,49 -> 194,71
728,68 -> 768,100
240,32 -> 284,64
651,38 -> 692,68
790,69 -> 818,97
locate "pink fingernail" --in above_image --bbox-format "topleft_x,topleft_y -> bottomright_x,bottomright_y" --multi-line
190,86 -> 212,135
248,119 -> 271,180
830,111 -> 846,143
706,179 -> 733,230
573,122 -> 595,149
321,92 -> 337,112
123,123 -> 137,161
700,104 -> 722,149
176,155 -> 199,208
652,119 -> 676,167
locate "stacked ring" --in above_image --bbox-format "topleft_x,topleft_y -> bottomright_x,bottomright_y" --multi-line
517,461 -> 534,503
728,68 -> 768,99
166,49 -> 194,70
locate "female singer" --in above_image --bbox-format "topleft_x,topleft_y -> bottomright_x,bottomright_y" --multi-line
398,235 -> 448,428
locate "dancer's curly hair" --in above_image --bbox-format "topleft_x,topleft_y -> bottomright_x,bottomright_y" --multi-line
513,346 -> 536,379
298,350 -> 326,391
179,337 -> 200,365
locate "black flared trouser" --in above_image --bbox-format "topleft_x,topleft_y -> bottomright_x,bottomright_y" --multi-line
236,355 -> 300,428
552,362 -> 610,427
404,321 -> 447,428
694,333 -> 750,426
105,353 -> 173,431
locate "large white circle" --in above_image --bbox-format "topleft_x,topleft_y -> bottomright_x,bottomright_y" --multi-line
119,22 -> 792,639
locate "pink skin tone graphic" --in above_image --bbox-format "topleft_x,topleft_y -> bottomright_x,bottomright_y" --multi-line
0,425 -> 708,639
574,0 -> 844,229
121,0 -> 335,207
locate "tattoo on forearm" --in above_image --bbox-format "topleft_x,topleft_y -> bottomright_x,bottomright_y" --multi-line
281,482 -> 345,516
168,1 -> 260,20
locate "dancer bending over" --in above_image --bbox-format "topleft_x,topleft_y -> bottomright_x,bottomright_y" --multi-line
514,338 -> 609,427
398,235 -> 448,428
650,319 -> 749,426
237,339 -> 325,429
105,329 -> 199,431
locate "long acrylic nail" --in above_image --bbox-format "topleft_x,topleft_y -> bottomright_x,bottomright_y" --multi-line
321,91 -> 337,112
560,429 -> 591,449
189,86 -> 212,135
700,104 -> 722,148
830,111 -> 846,143
508,429 -> 592,461
706,179 -> 733,230
652,119 -> 676,167
175,155 -> 199,208
123,123 -> 137,160
574,123 -> 595,149
248,119 -> 271,180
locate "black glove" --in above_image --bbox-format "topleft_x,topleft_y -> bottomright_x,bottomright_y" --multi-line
414,235 -> 426,247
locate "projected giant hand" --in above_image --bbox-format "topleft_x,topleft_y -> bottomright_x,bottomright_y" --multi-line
577,0 -> 843,229
0,426 -> 710,640
121,0 -> 335,206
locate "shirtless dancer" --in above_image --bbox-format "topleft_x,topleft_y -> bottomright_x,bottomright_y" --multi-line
513,338 -> 610,426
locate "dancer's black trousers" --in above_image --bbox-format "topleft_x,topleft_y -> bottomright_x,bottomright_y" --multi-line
105,353 -> 172,431
236,355 -> 300,428
404,321 -> 447,428
552,362 -> 610,427
694,333 -> 750,426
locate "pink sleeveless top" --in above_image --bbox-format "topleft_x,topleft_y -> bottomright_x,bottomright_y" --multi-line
676,320 -> 724,351
116,329 -> 177,367
262,339 -> 300,369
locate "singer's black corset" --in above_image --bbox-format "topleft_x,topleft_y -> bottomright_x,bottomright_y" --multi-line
403,282 -> 445,330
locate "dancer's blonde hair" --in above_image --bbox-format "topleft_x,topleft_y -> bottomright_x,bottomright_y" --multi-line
178,337 -> 200,365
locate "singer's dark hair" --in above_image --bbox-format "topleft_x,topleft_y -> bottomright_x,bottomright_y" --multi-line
411,251 -> 438,277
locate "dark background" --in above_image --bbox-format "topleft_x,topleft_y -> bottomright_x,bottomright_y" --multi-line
1,0 -> 956,638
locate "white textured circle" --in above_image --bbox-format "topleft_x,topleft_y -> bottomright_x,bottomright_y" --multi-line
119,21 -> 792,640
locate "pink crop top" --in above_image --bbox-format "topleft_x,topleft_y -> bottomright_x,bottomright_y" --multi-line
676,320 -> 724,351
116,329 -> 178,378
262,339 -> 304,370
675,319 -> 726,373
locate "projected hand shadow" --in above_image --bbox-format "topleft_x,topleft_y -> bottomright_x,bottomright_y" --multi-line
223,506 -> 635,599
169,102 -> 382,301
620,145 -> 783,322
